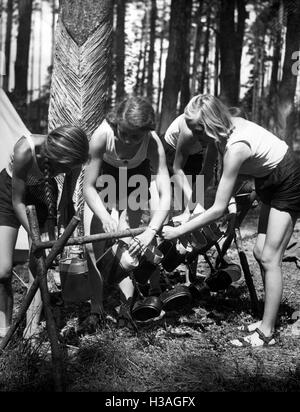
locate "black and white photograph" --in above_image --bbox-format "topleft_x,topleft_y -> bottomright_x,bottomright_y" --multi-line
0,0 -> 300,394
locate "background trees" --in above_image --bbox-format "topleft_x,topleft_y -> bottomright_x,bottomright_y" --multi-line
0,0 -> 300,148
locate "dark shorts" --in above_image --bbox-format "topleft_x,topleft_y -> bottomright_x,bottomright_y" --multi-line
0,168 -> 58,229
163,142 -> 203,185
255,149 -> 300,214
0,169 -> 21,228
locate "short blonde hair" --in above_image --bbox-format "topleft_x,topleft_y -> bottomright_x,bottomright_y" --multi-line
184,94 -> 233,145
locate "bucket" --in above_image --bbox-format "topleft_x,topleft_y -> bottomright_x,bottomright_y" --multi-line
59,256 -> 91,303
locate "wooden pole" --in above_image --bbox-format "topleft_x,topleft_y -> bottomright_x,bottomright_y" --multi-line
26,206 -> 70,391
234,228 -> 260,318
34,227 -> 147,251
0,213 -> 81,353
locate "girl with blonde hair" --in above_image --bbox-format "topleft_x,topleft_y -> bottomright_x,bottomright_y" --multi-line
162,94 -> 300,347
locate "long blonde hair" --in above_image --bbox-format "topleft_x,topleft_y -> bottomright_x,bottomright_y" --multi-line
184,94 -> 233,147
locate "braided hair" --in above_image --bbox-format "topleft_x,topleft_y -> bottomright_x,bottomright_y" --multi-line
43,155 -> 57,238
41,125 -> 89,237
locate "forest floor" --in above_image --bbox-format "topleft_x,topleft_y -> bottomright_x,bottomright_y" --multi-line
1,205 -> 300,392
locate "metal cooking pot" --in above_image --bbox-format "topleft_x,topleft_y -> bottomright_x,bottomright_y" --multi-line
132,295 -> 163,321
59,256 -> 91,303
205,269 -> 232,292
158,240 -> 189,272
133,245 -> 164,285
160,284 -> 192,311
188,280 -> 211,300
220,262 -> 242,282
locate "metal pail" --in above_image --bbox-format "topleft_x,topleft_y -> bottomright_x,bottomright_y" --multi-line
59,257 -> 91,303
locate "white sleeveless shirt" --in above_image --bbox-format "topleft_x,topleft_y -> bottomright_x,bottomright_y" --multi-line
98,120 -> 151,169
164,114 -> 203,155
226,117 -> 288,178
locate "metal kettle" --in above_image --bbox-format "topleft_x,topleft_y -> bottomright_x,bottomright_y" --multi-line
59,246 -> 91,303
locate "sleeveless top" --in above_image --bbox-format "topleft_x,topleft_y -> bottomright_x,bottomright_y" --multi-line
164,114 -> 203,155
7,134 -> 45,185
99,120 -> 151,169
225,117 -> 288,178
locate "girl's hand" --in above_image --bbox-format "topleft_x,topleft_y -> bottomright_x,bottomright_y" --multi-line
161,225 -> 180,241
172,212 -> 191,225
128,229 -> 155,258
102,216 -> 118,233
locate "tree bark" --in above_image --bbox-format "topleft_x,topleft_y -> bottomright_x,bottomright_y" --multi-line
191,0 -> 204,96
214,11 -> 220,97
3,0 -> 14,92
219,0 -> 247,106
277,0 -> 300,146
49,0 -> 113,229
179,0 -> 192,112
199,9 -> 211,93
235,0 -> 247,98
156,13 -> 166,115
50,0 -> 113,133
147,0 -> 157,103
115,0 -> 126,101
269,30 -> 281,99
134,13 -> 147,95
159,0 -> 192,136
51,0 -> 57,69
14,0 -> 33,103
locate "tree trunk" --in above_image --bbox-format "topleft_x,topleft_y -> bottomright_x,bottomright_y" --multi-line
38,5 -> 43,98
191,0 -> 204,95
49,0 -> 113,228
3,0 -> 14,92
269,29 -> 281,99
219,0 -> 247,106
115,0 -> 126,100
147,0 -> 157,103
214,11 -> 220,97
277,0 -> 300,146
159,0 -> 192,136
29,10 -> 35,102
51,0 -> 57,69
14,0 -> 33,104
179,0 -> 192,112
156,14 -> 166,116
141,5 -> 150,97
235,0 -> 247,99
199,10 -> 211,93
50,0 -> 113,133
134,13 -> 147,95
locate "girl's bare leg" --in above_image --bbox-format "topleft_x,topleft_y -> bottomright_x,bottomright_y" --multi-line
0,226 -> 18,337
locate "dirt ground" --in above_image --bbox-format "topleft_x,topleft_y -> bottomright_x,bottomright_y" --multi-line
1,205 -> 300,392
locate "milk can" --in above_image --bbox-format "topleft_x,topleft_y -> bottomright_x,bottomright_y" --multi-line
59,246 -> 91,303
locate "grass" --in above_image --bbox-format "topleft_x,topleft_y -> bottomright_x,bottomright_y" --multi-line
1,205 -> 300,392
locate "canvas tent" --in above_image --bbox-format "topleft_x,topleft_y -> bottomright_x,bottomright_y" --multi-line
0,88 -> 30,263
